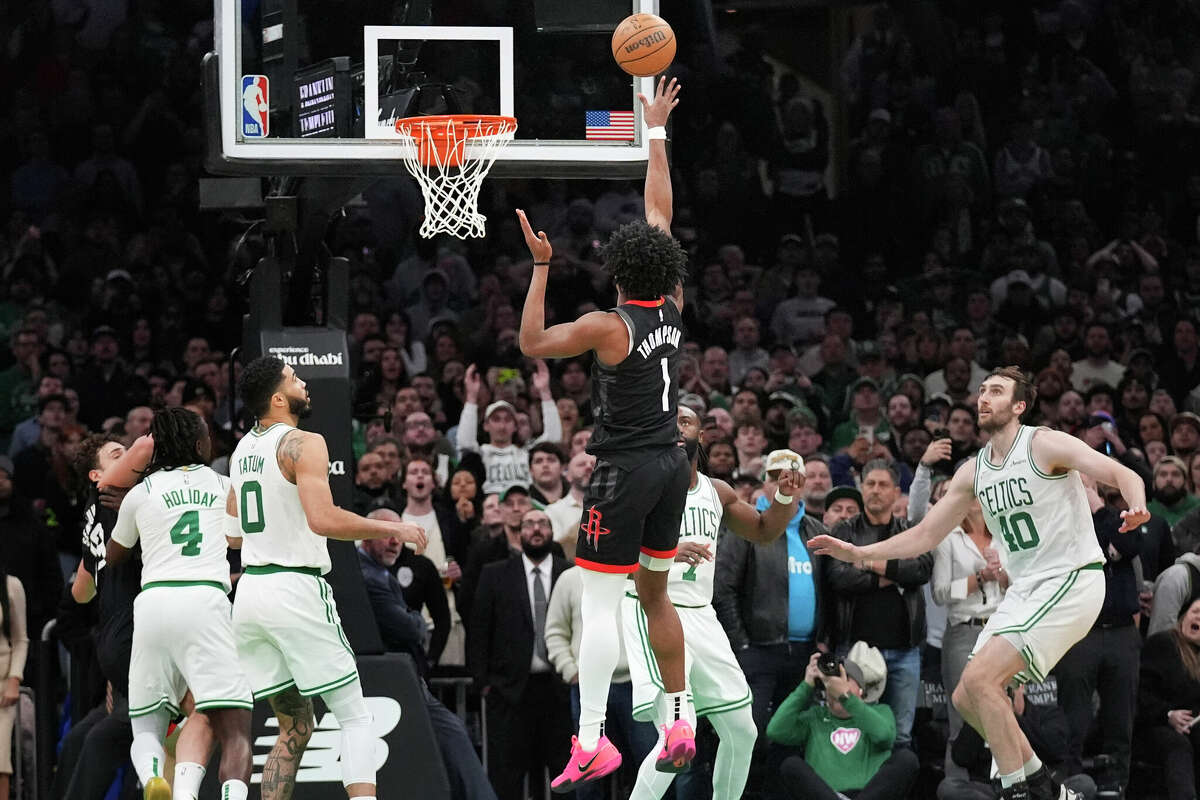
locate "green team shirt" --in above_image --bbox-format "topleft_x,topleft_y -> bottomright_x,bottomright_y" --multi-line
765,682 -> 897,793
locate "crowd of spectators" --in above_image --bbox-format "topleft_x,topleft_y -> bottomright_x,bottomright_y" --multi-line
7,0 -> 1200,799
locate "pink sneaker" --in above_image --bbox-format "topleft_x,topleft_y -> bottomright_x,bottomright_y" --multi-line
654,720 -> 697,773
551,735 -> 622,794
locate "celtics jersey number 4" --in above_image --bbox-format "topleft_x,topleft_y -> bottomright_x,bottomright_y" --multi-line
973,425 -> 1103,586
110,465 -> 233,591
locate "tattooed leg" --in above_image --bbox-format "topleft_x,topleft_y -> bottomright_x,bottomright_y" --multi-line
262,688 -> 314,800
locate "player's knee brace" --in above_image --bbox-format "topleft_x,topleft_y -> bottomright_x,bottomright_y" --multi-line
322,683 -> 376,787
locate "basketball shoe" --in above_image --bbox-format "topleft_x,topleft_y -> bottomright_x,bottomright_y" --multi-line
653,719 -> 697,773
551,735 -> 622,794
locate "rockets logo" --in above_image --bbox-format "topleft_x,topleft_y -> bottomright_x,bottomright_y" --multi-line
580,506 -> 610,548
242,75 -> 269,138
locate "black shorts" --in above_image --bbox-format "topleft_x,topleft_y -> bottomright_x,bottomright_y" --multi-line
574,447 -> 690,573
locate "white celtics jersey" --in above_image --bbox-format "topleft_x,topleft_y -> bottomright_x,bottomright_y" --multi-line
479,443 -> 531,496
229,422 -> 331,573
974,425 -> 1103,586
110,466 -> 233,591
630,473 -> 725,607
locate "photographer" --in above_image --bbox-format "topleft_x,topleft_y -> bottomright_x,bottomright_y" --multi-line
767,649 -> 918,800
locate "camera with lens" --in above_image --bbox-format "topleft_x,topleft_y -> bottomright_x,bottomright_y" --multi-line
817,652 -> 843,678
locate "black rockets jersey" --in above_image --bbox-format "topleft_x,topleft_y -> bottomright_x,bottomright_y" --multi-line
587,295 -> 684,466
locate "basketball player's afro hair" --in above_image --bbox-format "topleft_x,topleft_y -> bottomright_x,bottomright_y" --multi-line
145,407 -> 206,475
239,356 -> 286,420
602,221 -> 689,301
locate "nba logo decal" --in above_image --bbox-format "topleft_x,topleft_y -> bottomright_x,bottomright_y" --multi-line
241,75 -> 269,138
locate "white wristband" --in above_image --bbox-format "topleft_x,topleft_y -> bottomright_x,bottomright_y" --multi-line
774,490 -> 795,505
646,126 -> 667,140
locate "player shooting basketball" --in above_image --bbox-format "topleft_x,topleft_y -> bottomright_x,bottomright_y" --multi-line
516,77 -> 694,792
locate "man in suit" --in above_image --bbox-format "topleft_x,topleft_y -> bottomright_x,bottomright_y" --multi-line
468,507 -> 573,800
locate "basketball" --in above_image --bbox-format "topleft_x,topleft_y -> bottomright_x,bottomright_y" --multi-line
611,13 -> 676,77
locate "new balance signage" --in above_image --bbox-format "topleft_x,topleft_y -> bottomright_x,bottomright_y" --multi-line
201,655 -> 450,800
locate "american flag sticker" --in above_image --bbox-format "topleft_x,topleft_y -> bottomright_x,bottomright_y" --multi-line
585,111 -> 635,140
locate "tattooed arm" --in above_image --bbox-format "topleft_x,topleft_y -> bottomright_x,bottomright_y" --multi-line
262,687 -> 314,800
277,429 -> 428,548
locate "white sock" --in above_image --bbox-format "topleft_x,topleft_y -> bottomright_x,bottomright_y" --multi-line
174,762 -> 206,800
999,767 -> 1025,788
576,570 -> 628,750
130,731 -> 167,786
663,692 -> 695,727
1023,754 -> 1043,775
221,780 -> 249,800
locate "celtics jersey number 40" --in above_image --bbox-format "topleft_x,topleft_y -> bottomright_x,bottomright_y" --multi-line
973,425 -> 1103,586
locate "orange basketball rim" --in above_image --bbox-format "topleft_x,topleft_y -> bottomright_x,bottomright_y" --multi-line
394,114 -> 518,239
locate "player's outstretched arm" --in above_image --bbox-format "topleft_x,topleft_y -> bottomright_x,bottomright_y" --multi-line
717,466 -> 804,544
97,435 -> 154,490
284,430 -> 428,549
516,209 -> 627,361
810,459 -> 978,563
1031,428 -> 1150,531
639,76 -> 684,310
641,76 -> 680,232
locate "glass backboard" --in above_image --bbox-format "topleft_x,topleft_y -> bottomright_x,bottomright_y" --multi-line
208,0 -> 661,178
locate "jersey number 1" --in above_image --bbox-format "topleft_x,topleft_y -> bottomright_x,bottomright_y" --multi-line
170,511 -> 203,557
660,358 -> 670,412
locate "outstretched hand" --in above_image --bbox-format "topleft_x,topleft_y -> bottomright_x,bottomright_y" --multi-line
1119,506 -> 1150,533
638,76 -> 681,128
808,534 -> 864,563
464,364 -> 481,403
515,209 -> 552,263
397,522 -> 428,555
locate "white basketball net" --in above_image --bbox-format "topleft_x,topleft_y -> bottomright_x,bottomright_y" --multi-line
394,116 -> 517,239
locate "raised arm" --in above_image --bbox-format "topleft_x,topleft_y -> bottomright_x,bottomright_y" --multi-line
456,365 -> 482,454
639,76 -> 684,309
1030,427 -> 1149,531
515,210 -> 629,361
641,76 -> 680,232
717,466 -> 803,544
810,458 -> 978,563
282,429 -> 427,547
530,360 -> 562,444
